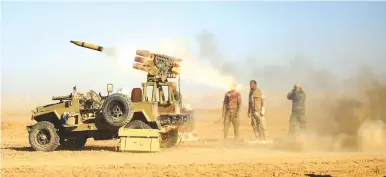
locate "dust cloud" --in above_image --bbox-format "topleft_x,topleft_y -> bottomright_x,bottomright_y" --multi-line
99,30 -> 386,152
196,30 -> 243,79
103,47 -> 139,72
319,76 -> 386,152
193,30 -> 386,152
151,38 -> 240,91
102,48 -> 119,58
275,72 -> 386,152
101,36 -> 241,91
192,30 -> 386,152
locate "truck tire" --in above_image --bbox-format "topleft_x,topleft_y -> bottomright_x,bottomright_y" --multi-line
29,121 -> 60,152
102,93 -> 134,128
125,120 -> 152,129
160,129 -> 179,148
60,137 -> 87,150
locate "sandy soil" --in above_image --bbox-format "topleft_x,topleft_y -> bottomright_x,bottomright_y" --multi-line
1,108 -> 386,177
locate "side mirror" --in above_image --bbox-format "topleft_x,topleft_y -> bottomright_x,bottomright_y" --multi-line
107,84 -> 113,94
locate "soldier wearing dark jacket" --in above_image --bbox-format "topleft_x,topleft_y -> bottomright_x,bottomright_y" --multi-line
287,84 -> 306,134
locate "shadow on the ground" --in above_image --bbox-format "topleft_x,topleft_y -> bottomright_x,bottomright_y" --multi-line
4,146 -> 158,153
304,174 -> 333,177
4,146 -> 33,152
176,138 -> 277,150
4,146 -> 117,152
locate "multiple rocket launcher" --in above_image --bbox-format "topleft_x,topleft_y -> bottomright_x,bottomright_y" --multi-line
133,50 -> 181,78
70,41 -> 181,82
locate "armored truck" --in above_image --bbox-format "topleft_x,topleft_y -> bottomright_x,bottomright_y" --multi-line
27,44 -> 192,152
27,83 -> 190,152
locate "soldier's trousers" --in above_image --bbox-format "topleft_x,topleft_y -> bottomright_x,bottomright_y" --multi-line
289,111 -> 306,134
223,111 -> 240,139
251,112 -> 268,140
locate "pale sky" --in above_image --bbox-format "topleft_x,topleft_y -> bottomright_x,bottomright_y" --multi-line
2,1 -> 386,99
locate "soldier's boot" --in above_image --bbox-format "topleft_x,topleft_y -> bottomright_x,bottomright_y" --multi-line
247,128 -> 260,144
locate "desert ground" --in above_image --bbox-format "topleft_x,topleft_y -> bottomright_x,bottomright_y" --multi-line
1,105 -> 386,177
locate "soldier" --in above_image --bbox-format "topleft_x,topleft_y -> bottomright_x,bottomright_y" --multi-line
287,84 -> 306,134
248,80 -> 271,143
222,82 -> 242,140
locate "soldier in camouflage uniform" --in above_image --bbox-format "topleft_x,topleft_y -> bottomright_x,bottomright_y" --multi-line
287,84 -> 306,134
248,80 -> 270,143
222,83 -> 242,140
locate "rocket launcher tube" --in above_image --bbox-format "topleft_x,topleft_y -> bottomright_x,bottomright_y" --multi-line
133,49 -> 182,81
133,63 -> 149,72
136,50 -> 152,58
134,56 -> 150,64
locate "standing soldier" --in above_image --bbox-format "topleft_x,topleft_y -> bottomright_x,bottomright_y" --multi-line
248,80 -> 271,143
222,82 -> 242,140
287,84 -> 306,134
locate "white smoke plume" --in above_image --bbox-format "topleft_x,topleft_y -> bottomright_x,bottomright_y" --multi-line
102,36 -> 244,91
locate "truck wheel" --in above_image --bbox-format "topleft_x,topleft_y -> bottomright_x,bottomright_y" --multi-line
102,93 -> 134,128
160,129 -> 179,148
60,137 -> 87,150
29,121 -> 60,152
125,120 -> 152,129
